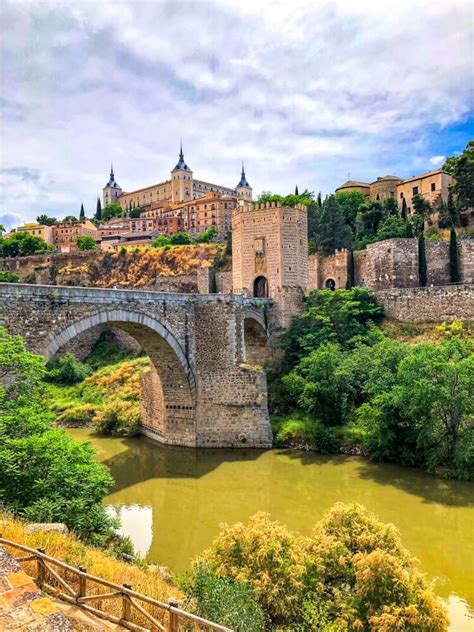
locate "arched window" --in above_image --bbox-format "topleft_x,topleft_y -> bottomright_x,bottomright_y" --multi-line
325,278 -> 336,291
253,276 -> 269,298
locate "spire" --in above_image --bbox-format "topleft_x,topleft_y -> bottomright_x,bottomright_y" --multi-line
173,141 -> 190,171
105,162 -> 119,188
237,161 -> 250,188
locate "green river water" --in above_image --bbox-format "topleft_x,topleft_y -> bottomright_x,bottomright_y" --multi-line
68,428 -> 474,630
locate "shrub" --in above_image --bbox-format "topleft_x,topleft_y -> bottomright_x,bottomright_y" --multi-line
94,400 -> 140,436
46,353 -> 92,385
169,231 -> 193,245
0,270 -> 20,282
151,235 -> 171,248
76,235 -> 96,251
57,403 -> 96,426
183,563 -> 265,631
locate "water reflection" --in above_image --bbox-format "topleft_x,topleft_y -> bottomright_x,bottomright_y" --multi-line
68,429 -> 474,630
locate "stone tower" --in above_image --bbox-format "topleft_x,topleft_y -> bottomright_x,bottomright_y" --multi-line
171,142 -> 194,203
102,164 -> 122,207
232,200 -> 308,326
236,162 -> 252,201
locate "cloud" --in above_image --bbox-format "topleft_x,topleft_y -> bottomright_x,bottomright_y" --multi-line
0,0 -> 472,224
0,212 -> 25,231
429,155 -> 446,166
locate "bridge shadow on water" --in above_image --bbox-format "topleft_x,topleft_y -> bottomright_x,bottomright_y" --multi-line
99,433 -> 267,495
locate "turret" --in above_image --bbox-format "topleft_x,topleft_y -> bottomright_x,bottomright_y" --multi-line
236,162 -> 252,201
102,163 -> 122,206
171,142 -> 193,202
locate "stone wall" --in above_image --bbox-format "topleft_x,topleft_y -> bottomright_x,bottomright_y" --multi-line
374,285 -> 474,322
215,271 -> 233,293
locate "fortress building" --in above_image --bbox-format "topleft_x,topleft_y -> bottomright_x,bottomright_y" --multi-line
102,145 -> 252,211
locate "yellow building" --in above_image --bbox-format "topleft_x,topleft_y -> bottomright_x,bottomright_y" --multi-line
335,180 -> 371,197
16,223 -> 54,245
396,169 -> 452,214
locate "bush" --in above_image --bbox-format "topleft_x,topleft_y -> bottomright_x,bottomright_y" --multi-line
151,235 -> 171,248
94,400 -> 140,436
46,353 -> 92,385
76,235 -> 96,251
183,563 -> 265,631
0,271 -> 21,282
57,403 -> 96,426
192,505 -> 448,630
169,231 -> 193,245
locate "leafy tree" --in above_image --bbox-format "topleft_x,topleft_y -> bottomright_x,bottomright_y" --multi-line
45,353 -> 91,385
0,231 -> 49,257
169,231 -> 193,245
439,188 -> 461,228
418,234 -> 427,287
95,198 -> 102,222
382,195 -> 398,216
335,190 -> 366,232
0,327 -> 118,542
63,215 -> 78,223
375,215 -> 408,241
409,212 -> 424,238
0,224 -> 5,235
280,288 -> 384,370
129,207 -> 141,218
412,194 -> 431,219
76,235 -> 96,251
443,140 -> 474,211
36,214 -> 57,226
449,227 -> 460,283
102,203 -> 123,222
359,200 -> 384,236
151,235 -> 171,248
196,225 -> 218,243
79,203 -> 85,221
314,195 -> 352,255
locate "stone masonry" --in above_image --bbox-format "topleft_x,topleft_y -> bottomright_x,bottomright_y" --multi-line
0,283 -> 273,448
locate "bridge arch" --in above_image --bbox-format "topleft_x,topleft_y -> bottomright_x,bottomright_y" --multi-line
243,312 -> 270,367
47,309 -> 196,445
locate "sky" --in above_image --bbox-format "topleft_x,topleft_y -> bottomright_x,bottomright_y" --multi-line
0,0 -> 473,229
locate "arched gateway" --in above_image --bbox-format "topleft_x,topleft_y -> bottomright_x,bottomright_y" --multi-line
0,284 -> 273,449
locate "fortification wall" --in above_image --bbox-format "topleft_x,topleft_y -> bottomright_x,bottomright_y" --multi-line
374,285 -> 474,322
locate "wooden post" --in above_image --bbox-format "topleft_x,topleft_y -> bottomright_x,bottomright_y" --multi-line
37,548 -> 45,586
122,584 -> 132,622
78,566 -> 87,600
169,598 -> 179,632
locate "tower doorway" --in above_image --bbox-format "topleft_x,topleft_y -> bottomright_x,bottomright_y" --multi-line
253,276 -> 269,298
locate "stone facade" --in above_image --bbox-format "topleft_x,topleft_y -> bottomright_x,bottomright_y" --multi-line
232,201 -> 308,327
374,285 -> 474,322
309,238 -> 474,291
0,283 -> 272,449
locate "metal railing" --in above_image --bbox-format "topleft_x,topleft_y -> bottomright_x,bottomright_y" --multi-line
0,537 -> 232,632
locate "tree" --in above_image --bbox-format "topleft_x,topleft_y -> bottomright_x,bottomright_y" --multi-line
316,192 -> 322,208
0,271 -> 20,282
96,198 -> 102,222
196,225 -> 218,243
169,231 -> 193,245
418,234 -> 427,287
346,248 -> 355,288
359,200 -> 384,236
0,327 -> 118,542
443,140 -> 474,211
382,196 -> 398,217
76,235 -> 97,251
375,215 -> 408,241
129,207 -> 141,218
314,195 -> 352,255
412,194 -> 431,219
151,235 -> 171,248
0,224 -> 4,235
63,215 -> 77,223
36,215 -> 57,226
102,203 -> 123,222
295,185 -> 299,195
79,203 -> 85,221
439,188 -> 461,229
449,227 -> 460,283
335,190 -> 366,232
401,197 -> 408,223
0,232 -> 49,257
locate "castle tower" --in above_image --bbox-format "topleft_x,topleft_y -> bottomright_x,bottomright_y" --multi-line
171,142 -> 193,203
102,164 -> 122,206
232,200 -> 308,326
235,162 -> 253,201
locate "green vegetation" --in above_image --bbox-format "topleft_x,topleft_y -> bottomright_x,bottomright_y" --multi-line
443,140 -> 474,217
0,270 -> 21,282
152,227 -> 219,250
0,326 -> 117,544
271,289 -> 474,479
449,227 -> 460,282
184,504 -> 448,631
101,203 -> 123,222
0,230 -> 51,257
76,235 -> 97,251
79,202 -> 85,221
36,214 -> 58,226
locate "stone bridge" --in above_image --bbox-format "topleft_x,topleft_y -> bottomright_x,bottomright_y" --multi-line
0,283 -> 273,448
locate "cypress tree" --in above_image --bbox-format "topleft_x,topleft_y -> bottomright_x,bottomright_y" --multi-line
418,234 -> 427,287
96,198 -> 102,221
295,185 -> 299,196
317,192 -> 322,208
79,203 -> 85,221
449,227 -> 460,283
401,197 -> 408,223
314,195 -> 352,255
345,248 -> 355,288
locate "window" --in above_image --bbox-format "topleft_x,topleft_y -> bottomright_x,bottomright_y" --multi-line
431,182 -> 436,192
412,186 -> 419,195
400,192 -> 404,199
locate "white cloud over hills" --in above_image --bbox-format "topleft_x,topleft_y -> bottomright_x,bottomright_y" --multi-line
0,0 -> 472,223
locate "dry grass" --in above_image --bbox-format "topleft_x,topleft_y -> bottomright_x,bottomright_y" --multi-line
0,512 -> 183,628
381,319 -> 473,344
